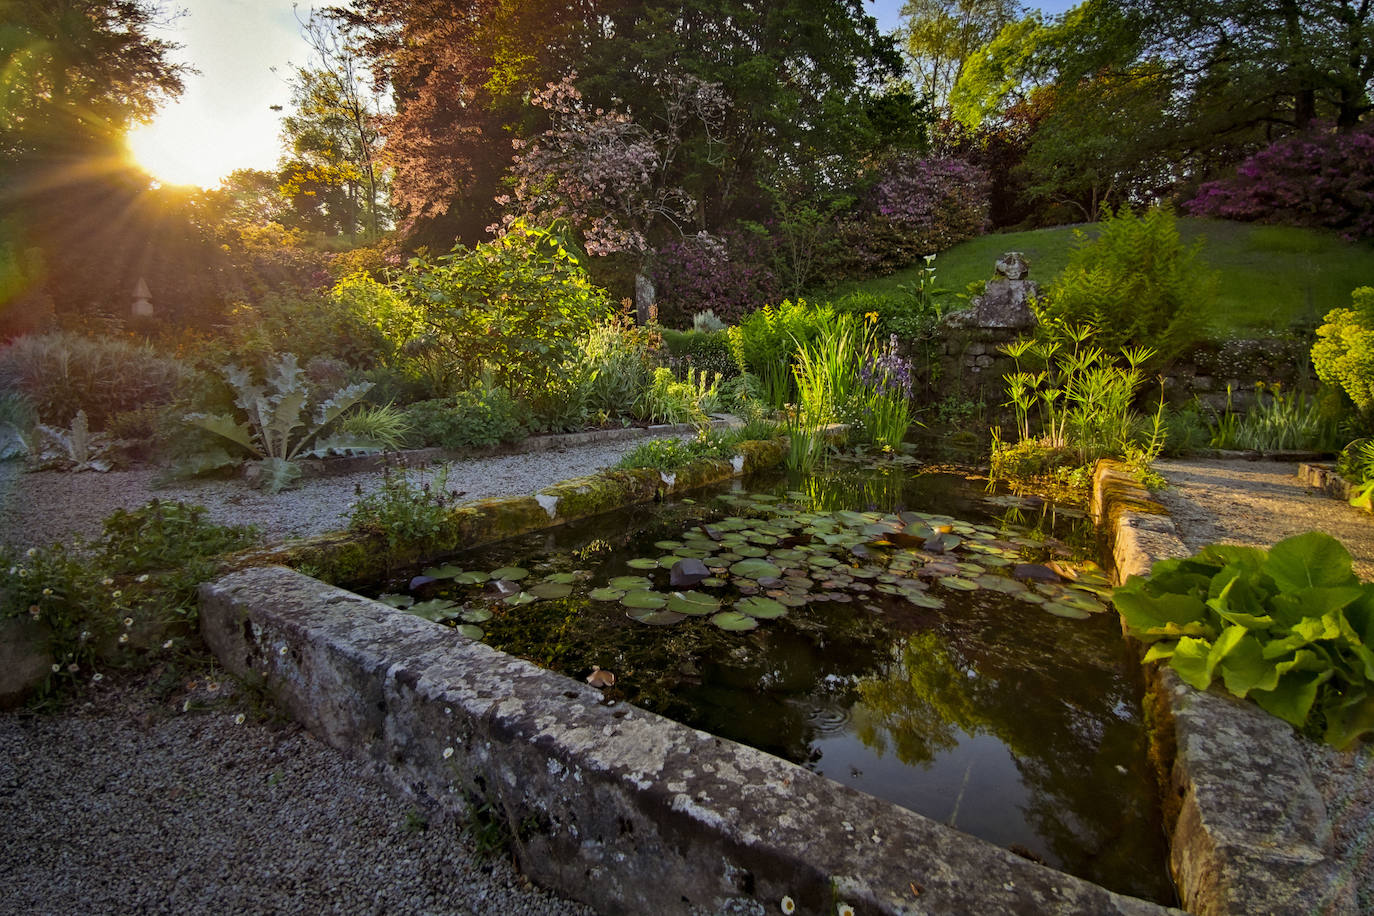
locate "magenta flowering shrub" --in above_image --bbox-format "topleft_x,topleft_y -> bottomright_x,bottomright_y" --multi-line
835,156 -> 991,275
651,230 -> 782,328
1186,125 -> 1374,239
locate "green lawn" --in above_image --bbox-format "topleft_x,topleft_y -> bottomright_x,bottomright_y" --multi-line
823,218 -> 1374,339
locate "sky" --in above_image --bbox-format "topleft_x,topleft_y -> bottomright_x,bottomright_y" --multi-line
127,0 -> 1080,189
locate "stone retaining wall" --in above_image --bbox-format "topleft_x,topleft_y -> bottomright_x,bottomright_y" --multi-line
1092,461 -> 1354,915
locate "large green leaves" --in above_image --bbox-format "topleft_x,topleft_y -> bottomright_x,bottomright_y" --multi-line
1115,531 -> 1374,747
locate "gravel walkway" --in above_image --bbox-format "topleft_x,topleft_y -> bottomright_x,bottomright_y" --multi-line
1154,458 -> 1374,913
0,437 -> 670,916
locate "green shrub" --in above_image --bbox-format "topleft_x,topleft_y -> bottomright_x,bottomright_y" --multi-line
615,433 -> 735,471
1207,384 -> 1339,452
728,299 -> 836,408
1034,205 -> 1214,365
223,286 -> 392,371
0,332 -> 195,429
659,328 -> 737,381
581,311 -> 657,422
1115,531 -> 1374,749
1312,287 -> 1374,414
392,222 -> 611,402
347,462 -> 466,556
337,403 -> 411,452
637,367 -> 713,426
401,385 -> 531,449
0,500 -> 258,695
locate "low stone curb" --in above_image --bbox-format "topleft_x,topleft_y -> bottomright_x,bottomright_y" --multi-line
1298,462 -> 1355,504
289,420 -> 722,479
1092,460 -> 1354,916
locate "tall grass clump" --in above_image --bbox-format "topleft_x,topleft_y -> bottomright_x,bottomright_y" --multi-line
1208,384 -> 1339,452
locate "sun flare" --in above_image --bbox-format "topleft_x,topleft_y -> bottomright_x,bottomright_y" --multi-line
126,116 -> 245,189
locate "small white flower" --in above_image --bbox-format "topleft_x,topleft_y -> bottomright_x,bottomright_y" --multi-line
781,896 -> 796,914
111,590 -> 122,598
234,713 -> 246,725
91,673 -> 103,683
79,630 -> 89,641
123,617 -> 133,627
136,574 -> 149,583
51,663 -> 60,673
102,577 -> 113,586
7,566 -> 15,575
41,588 -> 52,596
17,568 -> 27,578
442,747 -> 454,759
278,645 -> 288,656
837,905 -> 855,916
25,548 -> 36,558
163,639 -> 174,650
118,634 -> 129,644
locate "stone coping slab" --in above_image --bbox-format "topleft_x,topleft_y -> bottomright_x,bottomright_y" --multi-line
1299,462 -> 1355,504
1092,460 -> 1354,915
200,566 -> 1181,916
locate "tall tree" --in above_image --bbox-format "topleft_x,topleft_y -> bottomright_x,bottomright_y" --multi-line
337,0 -> 917,246
900,0 -> 1022,112
278,10 -> 389,240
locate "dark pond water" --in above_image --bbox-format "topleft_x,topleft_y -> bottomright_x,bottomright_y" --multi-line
367,460 -> 1175,904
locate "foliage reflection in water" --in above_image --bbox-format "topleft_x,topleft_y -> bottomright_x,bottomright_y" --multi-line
369,463 -> 1174,904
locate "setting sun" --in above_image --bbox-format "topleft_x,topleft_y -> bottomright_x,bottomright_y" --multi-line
126,115 -> 247,189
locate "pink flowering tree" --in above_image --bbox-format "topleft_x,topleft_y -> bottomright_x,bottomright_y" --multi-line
493,73 -> 727,317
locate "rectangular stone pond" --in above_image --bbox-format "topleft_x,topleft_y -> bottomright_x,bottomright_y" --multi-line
360,461 -> 1176,906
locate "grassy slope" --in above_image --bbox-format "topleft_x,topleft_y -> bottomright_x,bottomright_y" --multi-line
824,218 -> 1373,338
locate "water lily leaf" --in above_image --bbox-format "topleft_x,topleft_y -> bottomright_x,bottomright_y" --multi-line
668,591 -> 720,616
1041,600 -> 1093,619
701,577 -> 726,588
456,624 -> 484,640
731,558 -> 782,579
589,587 -> 625,601
939,576 -> 979,591
503,591 -> 539,606
490,566 -> 529,581
377,593 -> 414,609
621,589 -> 667,609
735,596 -> 787,619
541,572 -> 577,584
771,548 -> 807,562
777,593 -> 808,607
735,545 -> 770,558
654,540 -> 685,550
710,611 -> 759,631
809,556 -> 840,569
924,533 -> 962,553
459,607 -> 493,623
975,574 -> 1028,596
529,581 -> 574,599
747,532 -> 780,546
904,592 -> 945,609
408,599 -> 462,621
609,575 -> 652,590
453,571 -> 491,585
420,565 -> 464,580
627,607 -> 686,626
627,557 -> 661,570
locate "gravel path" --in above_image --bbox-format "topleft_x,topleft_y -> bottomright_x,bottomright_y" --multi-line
0,439 -> 666,551
0,437 -> 669,916
1155,458 -> 1374,912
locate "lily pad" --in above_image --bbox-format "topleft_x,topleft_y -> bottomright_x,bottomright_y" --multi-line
529,581 -> 574,599
609,575 -> 652,590
667,591 -> 720,616
710,611 -> 759,631
453,570 -> 491,585
626,557 -> 661,570
1041,600 -> 1092,619
730,558 -> 782,579
938,576 -> 980,591
588,587 -> 625,602
503,591 -> 539,606
490,566 -> 529,581
734,545 -> 770,558
460,607 -> 493,623
735,596 -> 787,619
621,589 -> 667,610
420,565 -> 464,580
456,624 -> 485,640
627,607 -> 687,626
541,572 -> 577,584
701,577 -> 726,588
408,599 -> 462,621
377,593 -> 414,609
654,540 -> 685,550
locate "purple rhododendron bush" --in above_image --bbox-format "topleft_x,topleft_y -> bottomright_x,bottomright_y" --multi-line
1187,124 -> 1374,240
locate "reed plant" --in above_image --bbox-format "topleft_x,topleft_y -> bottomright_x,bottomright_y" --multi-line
1208,383 -> 1338,452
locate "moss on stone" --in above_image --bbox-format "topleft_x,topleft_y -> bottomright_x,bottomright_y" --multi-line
544,470 -> 659,521
737,438 -> 787,474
